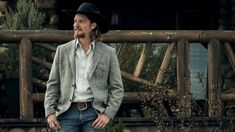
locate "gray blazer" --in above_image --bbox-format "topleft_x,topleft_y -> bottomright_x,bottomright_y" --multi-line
44,40 -> 124,119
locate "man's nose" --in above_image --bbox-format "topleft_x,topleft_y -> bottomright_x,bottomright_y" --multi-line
74,22 -> 80,27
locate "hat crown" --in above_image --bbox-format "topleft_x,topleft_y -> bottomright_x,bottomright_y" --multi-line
76,3 -> 100,15
63,2 -> 109,34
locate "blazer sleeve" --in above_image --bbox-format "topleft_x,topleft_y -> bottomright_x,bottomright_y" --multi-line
104,48 -> 124,119
44,46 -> 61,117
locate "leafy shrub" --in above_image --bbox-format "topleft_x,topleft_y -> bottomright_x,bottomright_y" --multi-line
1,0 -> 45,78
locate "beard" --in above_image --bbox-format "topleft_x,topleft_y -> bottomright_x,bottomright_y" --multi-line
73,30 -> 85,39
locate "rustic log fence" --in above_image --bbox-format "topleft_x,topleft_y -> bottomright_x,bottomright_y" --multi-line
1,30 -> 235,121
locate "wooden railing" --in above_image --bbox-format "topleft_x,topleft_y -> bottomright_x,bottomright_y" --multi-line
2,30 -> 235,119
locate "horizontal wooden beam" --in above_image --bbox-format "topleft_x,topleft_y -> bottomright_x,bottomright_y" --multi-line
121,71 -> 150,86
32,56 -> 52,70
32,78 -> 47,89
35,43 -> 57,52
122,71 -> 176,95
223,87 -> 235,93
31,71 -> 176,97
0,30 -> 235,43
32,92 -> 177,103
104,30 -> 235,43
221,93 -> 235,101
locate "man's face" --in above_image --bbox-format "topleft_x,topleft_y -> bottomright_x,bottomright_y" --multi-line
73,14 -> 96,39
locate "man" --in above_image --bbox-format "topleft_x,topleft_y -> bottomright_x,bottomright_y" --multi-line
44,2 -> 124,132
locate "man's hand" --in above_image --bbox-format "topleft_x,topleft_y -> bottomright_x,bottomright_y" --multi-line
92,114 -> 110,129
47,113 -> 61,131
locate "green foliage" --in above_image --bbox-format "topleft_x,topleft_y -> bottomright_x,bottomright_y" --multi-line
118,44 -> 170,92
141,56 -> 177,128
119,44 -> 142,73
141,44 -> 169,81
105,121 -> 125,132
1,0 -> 45,78
2,0 -> 44,30
118,44 -> 142,92
140,47 -> 233,131
140,44 -> 177,130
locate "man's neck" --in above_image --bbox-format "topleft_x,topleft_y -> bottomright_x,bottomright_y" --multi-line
79,38 -> 91,47
78,38 -> 93,54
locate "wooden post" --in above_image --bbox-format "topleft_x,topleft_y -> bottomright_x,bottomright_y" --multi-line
19,38 -> 33,119
208,39 -> 222,117
153,43 -> 176,117
133,43 -> 151,77
176,39 -> 191,117
155,42 -> 176,84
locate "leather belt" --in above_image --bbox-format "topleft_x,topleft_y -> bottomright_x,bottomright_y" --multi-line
70,102 -> 92,110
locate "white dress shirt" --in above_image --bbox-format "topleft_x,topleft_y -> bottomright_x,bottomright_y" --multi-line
72,39 -> 95,102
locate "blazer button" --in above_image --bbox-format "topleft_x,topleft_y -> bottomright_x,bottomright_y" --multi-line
72,83 -> 75,87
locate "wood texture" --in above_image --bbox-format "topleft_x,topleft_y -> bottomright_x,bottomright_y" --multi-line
208,39 -> 222,117
176,39 -> 191,117
19,38 -> 33,119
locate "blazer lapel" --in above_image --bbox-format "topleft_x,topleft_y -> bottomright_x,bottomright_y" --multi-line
66,39 -> 76,79
89,41 -> 104,79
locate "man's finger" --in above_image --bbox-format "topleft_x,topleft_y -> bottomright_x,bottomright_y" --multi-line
101,123 -> 106,129
50,120 -> 61,131
55,121 -> 61,130
57,123 -> 62,130
94,120 -> 103,129
50,122 -> 57,131
92,116 -> 100,127
93,117 -> 103,129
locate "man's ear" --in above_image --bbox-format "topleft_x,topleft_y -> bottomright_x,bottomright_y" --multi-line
91,23 -> 97,30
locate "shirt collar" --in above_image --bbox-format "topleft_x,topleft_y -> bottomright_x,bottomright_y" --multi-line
75,39 -> 95,50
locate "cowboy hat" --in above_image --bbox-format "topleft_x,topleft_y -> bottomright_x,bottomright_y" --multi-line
63,2 -> 109,34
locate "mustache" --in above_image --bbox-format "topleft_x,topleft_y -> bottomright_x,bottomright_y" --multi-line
74,29 -> 82,31
73,33 -> 85,39
74,26 -> 81,31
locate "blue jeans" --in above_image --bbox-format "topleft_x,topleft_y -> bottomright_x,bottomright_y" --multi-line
58,107 -> 105,132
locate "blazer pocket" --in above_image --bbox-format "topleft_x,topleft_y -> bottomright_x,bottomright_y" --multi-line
97,63 -> 108,72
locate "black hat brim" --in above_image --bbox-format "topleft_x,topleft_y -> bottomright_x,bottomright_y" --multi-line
63,10 -> 109,34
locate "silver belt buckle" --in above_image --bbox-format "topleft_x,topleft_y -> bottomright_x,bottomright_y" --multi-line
78,102 -> 87,111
